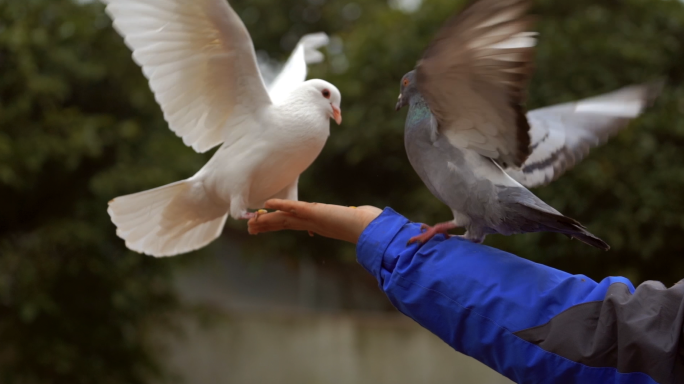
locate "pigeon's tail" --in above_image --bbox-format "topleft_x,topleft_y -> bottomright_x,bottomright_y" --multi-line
510,203 -> 610,251
107,180 -> 227,257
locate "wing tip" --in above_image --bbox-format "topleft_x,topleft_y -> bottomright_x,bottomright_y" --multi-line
642,78 -> 666,106
299,32 -> 330,64
299,32 -> 330,48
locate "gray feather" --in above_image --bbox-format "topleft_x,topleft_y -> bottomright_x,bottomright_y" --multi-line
416,0 -> 536,168
505,80 -> 663,187
496,187 -> 609,250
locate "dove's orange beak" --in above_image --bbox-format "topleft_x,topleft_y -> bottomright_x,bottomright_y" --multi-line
331,105 -> 342,125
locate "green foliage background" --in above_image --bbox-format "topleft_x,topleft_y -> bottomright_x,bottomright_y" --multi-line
1,0 -> 683,382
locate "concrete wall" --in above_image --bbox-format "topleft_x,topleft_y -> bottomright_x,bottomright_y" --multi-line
159,310 -> 513,384
161,241 -> 513,384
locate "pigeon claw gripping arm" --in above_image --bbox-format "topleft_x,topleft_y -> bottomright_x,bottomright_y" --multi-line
407,221 -> 458,245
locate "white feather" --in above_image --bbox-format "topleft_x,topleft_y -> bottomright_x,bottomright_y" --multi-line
267,33 -> 330,104
108,180 -> 229,257
103,0 -> 272,153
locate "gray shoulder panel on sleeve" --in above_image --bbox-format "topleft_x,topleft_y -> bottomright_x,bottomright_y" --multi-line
514,281 -> 684,384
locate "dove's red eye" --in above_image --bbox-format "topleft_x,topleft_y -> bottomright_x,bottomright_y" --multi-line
403,78 -> 409,86
322,89 -> 331,99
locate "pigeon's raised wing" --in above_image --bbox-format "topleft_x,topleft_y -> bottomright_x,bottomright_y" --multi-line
504,81 -> 663,188
416,0 -> 536,167
267,33 -> 329,104
103,0 -> 272,153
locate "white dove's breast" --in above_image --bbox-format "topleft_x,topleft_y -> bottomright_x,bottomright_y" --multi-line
247,108 -> 330,205
196,105 -> 330,209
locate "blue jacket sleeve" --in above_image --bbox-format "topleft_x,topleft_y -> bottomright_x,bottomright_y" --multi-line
356,208 -> 683,384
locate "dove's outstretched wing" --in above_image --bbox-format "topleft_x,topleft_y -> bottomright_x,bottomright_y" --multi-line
267,33 -> 329,104
416,0 -> 536,167
103,0 -> 272,153
504,81 -> 663,188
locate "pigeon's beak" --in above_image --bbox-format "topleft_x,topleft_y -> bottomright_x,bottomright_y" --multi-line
331,105 -> 342,125
395,93 -> 407,111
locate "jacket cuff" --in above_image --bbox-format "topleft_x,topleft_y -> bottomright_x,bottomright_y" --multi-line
356,207 -> 410,282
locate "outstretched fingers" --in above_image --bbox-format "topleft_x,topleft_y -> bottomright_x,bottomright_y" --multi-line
263,199 -> 317,218
263,199 -> 344,225
248,210 -> 313,234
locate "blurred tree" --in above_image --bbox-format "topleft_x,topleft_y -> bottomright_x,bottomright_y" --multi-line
0,0 -> 195,382
1,0 -> 684,382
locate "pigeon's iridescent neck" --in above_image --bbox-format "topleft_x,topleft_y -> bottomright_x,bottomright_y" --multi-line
407,94 -> 432,126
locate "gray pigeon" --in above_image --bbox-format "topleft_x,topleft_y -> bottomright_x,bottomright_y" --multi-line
395,0 -> 661,249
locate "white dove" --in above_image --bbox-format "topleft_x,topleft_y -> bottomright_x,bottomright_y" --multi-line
103,0 -> 342,257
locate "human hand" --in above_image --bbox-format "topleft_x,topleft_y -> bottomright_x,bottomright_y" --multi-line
247,199 -> 383,244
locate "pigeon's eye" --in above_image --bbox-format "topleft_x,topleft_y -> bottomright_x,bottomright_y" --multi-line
403,78 -> 409,87
322,89 -> 331,99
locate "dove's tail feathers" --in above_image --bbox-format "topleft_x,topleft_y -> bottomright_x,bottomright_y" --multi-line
511,204 -> 610,251
108,180 -> 228,257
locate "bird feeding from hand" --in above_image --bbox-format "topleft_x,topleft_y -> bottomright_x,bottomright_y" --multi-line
104,0 -> 342,257
395,0 -> 661,249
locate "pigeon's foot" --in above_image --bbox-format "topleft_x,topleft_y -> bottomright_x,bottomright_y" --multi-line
455,230 -> 485,244
455,234 -> 483,244
239,209 -> 268,220
407,222 -> 457,245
